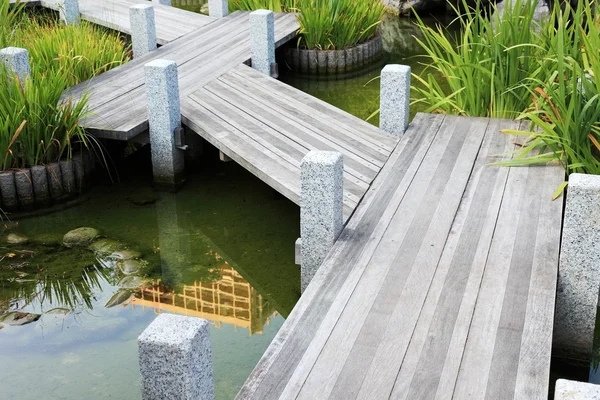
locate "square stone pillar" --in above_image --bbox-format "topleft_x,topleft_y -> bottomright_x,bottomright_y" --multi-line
138,314 -> 214,400
0,47 -> 30,85
250,9 -> 275,77
554,173 -> 600,361
59,0 -> 80,25
555,379 -> 600,399
153,0 -> 171,5
144,59 -> 185,190
380,64 -> 411,136
300,151 -> 344,292
208,0 -> 228,18
130,5 -> 157,58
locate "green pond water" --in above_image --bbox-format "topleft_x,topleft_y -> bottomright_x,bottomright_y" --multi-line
0,147 -> 300,399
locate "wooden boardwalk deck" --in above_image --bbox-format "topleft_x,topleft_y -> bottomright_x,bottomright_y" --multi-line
182,64 -> 398,221
237,113 -> 565,399
63,11 -> 300,140
10,0 -> 215,44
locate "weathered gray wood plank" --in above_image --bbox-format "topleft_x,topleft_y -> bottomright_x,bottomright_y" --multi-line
38,0 -> 214,45
236,113 -> 447,399
208,75 -> 381,185
296,116 -> 489,400
388,118 -> 518,400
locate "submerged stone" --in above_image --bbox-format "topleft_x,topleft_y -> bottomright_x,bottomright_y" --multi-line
88,238 -> 124,255
118,275 -> 144,289
127,188 -> 159,206
0,311 -> 41,326
117,259 -> 146,275
7,233 -> 29,245
63,227 -> 101,248
111,249 -> 142,260
105,289 -> 133,308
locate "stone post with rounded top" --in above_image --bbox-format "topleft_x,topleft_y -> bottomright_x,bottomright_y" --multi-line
144,59 -> 185,190
138,313 -> 214,400
250,9 -> 275,77
380,64 -> 411,136
130,5 -> 157,59
300,151 -> 344,292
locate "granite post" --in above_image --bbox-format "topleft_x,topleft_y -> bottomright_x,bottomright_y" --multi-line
555,173 -> 600,361
250,10 -> 275,77
144,59 -> 185,189
208,0 -> 228,18
138,313 -> 214,400
130,5 -> 157,58
300,151 -> 344,292
380,64 -> 411,136
0,47 -> 31,85
555,379 -> 600,399
152,0 -> 171,5
59,0 -> 80,25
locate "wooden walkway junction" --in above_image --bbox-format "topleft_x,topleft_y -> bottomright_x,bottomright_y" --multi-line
237,114 -> 565,399
14,1 -> 565,397
10,0 -> 215,44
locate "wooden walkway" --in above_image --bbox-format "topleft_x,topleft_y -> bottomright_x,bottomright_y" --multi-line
237,113 -> 564,399
63,11 -> 300,140
10,0 -> 215,44
21,2 -> 565,396
182,64 -> 398,220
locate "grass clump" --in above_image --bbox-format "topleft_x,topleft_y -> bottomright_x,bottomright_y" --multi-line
413,0 -> 600,182
0,1 -> 130,170
230,0 -> 385,50
412,0 -> 542,118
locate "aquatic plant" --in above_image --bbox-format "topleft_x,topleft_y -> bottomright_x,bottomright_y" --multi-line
230,0 -> 385,50
0,1 -> 130,169
494,1 -> 600,182
412,0 -> 543,119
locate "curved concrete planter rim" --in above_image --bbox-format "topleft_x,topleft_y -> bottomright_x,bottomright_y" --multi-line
0,151 -> 94,215
286,33 -> 384,78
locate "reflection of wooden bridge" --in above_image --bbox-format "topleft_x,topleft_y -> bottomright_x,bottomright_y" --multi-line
127,264 -> 277,335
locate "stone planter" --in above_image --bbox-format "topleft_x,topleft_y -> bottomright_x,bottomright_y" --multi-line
0,152 -> 95,213
286,33 -> 383,76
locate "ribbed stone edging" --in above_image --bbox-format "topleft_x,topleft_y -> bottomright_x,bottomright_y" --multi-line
0,152 -> 95,213
286,34 -> 383,76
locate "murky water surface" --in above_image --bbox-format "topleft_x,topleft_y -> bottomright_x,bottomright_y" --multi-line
0,149 -> 300,399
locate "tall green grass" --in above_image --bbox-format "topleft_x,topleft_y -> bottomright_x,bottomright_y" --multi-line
413,0 -> 600,186
412,0 -> 543,118
496,2 -> 600,180
230,0 -> 385,50
0,1 -> 130,170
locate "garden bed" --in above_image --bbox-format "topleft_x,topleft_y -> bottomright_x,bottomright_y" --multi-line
0,152 -> 95,213
285,33 -> 383,76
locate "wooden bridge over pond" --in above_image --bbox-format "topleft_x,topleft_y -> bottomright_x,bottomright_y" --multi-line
18,1 -> 565,398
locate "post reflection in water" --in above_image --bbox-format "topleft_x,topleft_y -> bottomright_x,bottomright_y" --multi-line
126,264 -> 277,336
143,192 -> 279,336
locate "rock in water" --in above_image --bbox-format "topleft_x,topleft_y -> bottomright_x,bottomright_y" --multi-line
0,312 -> 41,326
117,259 -> 146,275
88,238 -> 124,255
127,188 -> 159,206
63,227 -> 101,248
105,289 -> 133,308
111,249 -> 142,260
118,276 -> 144,289
7,233 -> 29,245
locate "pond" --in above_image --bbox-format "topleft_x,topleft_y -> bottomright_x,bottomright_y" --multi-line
0,147 -> 300,399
